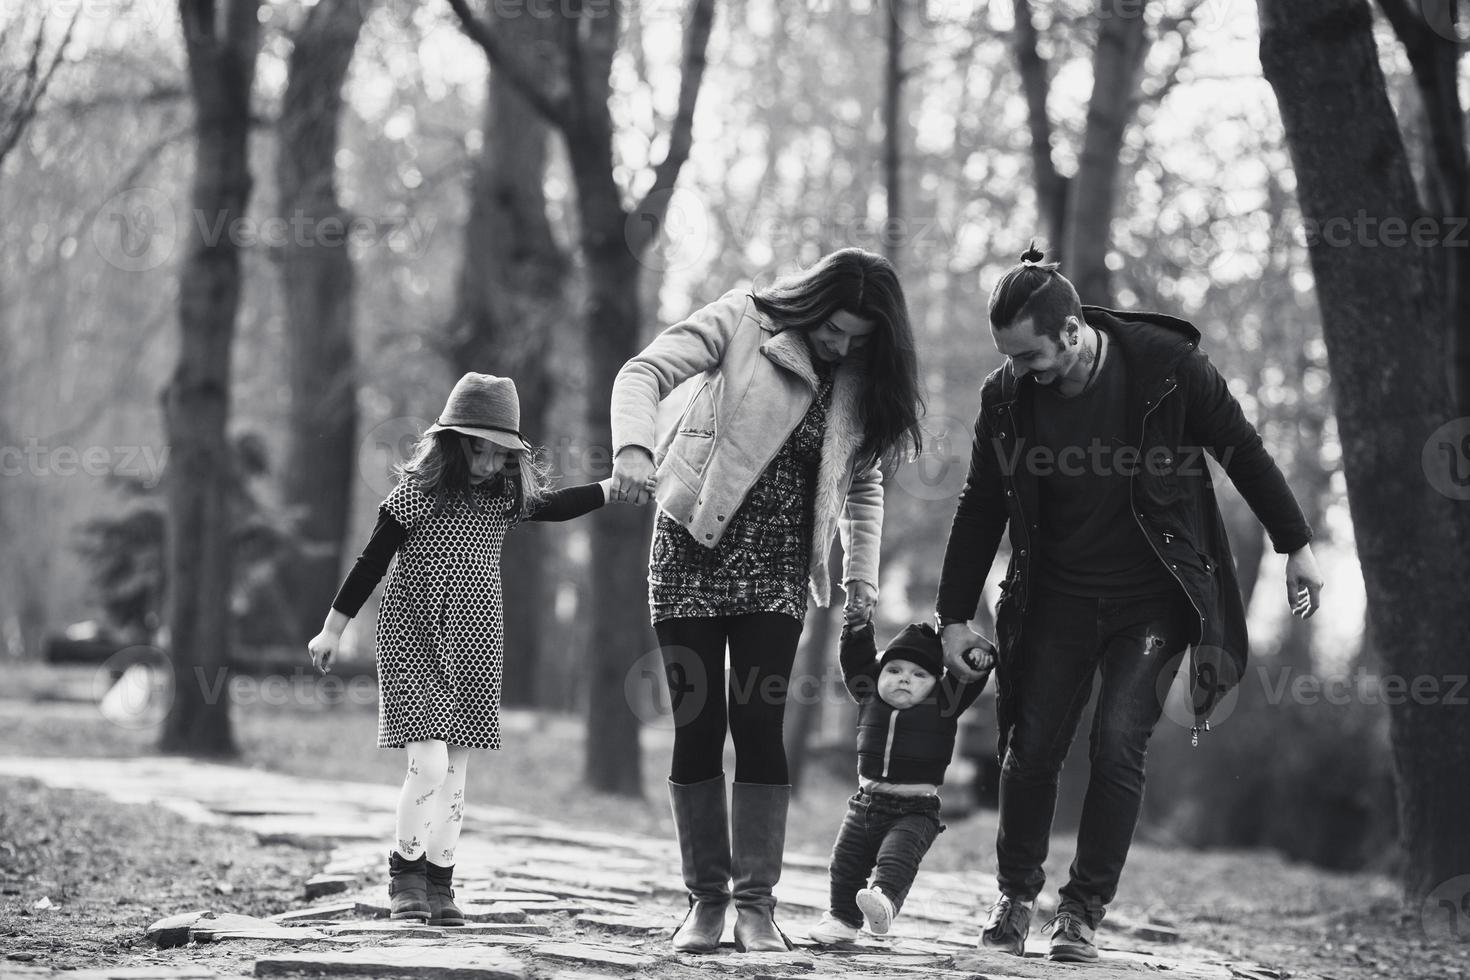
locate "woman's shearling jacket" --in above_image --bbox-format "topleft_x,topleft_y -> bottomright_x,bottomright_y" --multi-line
611,287 -> 883,608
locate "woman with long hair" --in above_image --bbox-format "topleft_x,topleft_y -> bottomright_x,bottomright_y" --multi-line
609,248 -> 924,952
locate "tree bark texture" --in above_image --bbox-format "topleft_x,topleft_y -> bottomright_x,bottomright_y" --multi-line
1063,0 -> 1149,304
883,0 -> 904,265
277,0 -> 365,647
1010,0 -> 1068,254
1259,0 -> 1470,903
449,6 -> 570,708
448,0 -> 717,795
1375,0 -> 1470,416
162,0 -> 263,755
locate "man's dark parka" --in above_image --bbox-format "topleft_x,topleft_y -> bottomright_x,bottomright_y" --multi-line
936,307 -> 1313,756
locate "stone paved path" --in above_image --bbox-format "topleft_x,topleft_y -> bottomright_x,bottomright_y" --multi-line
0,756 -> 1311,980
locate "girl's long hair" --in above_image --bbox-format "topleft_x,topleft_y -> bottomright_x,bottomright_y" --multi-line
395,430 -> 550,518
751,247 -> 924,469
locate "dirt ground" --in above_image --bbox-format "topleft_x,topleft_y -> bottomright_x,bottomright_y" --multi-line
2,668 -> 1468,979
0,778 -> 315,975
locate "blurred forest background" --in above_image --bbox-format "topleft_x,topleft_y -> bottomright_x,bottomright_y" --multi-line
1,0 -> 1467,906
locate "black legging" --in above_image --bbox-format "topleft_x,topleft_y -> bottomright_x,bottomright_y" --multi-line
654,612 -> 804,785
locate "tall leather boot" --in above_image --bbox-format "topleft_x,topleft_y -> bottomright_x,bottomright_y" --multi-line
387,851 -> 430,921
668,774 -> 731,952
730,781 -> 794,952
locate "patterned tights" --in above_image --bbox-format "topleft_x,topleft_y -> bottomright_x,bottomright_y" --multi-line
394,739 -> 470,866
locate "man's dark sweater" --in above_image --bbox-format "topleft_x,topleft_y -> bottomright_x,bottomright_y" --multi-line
840,622 -> 991,787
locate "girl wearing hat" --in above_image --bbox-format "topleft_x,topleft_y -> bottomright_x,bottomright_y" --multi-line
609,248 -> 925,952
307,372 -> 645,925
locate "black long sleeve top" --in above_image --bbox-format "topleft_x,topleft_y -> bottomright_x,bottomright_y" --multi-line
330,480 -> 606,617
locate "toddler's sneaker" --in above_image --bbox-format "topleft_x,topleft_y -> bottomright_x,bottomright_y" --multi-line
980,893 -> 1032,955
856,885 -> 895,935
1044,907 -> 1098,962
807,911 -> 860,944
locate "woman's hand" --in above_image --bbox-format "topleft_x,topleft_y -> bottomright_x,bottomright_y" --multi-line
602,475 -> 657,504
843,581 -> 877,624
611,447 -> 657,505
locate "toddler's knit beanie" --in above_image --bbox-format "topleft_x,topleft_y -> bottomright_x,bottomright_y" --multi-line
879,622 -> 945,677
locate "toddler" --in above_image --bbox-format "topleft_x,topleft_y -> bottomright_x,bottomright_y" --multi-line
808,620 -> 993,942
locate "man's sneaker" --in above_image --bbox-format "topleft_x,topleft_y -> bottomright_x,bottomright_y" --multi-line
807,911 -> 860,944
856,885 -> 896,935
1044,908 -> 1099,962
980,894 -> 1033,955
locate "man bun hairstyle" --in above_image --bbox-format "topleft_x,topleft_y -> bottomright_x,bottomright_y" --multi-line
987,241 -> 1084,342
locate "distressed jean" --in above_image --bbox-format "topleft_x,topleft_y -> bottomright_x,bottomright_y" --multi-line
996,587 -> 1193,926
827,789 -> 944,927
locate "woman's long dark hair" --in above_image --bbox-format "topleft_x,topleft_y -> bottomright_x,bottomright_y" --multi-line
750,247 -> 924,469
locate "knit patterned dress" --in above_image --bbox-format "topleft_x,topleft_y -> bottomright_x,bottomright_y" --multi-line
374,477 -> 517,750
648,363 -> 834,623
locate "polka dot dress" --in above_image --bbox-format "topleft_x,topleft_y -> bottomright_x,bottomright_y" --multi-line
374,476 -> 518,750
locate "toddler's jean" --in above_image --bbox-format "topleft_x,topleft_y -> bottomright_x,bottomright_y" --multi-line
826,789 -> 943,927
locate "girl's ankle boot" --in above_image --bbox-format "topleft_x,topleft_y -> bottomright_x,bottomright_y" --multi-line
426,862 -> 465,926
388,851 -> 431,921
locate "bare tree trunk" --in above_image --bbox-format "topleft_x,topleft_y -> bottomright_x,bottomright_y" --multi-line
277,0 -> 365,646
1064,0 -> 1149,304
1375,0 -> 1470,416
882,0 -> 904,265
447,0 -> 716,796
448,6 -> 570,708
1259,0 -> 1470,904
1010,0 -> 1068,252
161,0 -> 262,755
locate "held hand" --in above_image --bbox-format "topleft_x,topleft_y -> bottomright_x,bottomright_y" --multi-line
307,631 -> 337,675
1285,545 -> 1324,619
843,581 -> 877,624
611,447 -> 657,506
602,476 -> 657,505
964,637 -> 998,673
941,622 -> 987,682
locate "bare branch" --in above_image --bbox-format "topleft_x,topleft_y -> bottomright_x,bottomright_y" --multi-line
444,0 -> 568,126
45,84 -> 189,119
0,8 -> 80,168
1375,0 -> 1467,212
1134,3 -> 1201,109
629,0 -> 717,253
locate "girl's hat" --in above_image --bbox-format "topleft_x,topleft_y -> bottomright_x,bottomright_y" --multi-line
425,373 -> 533,452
